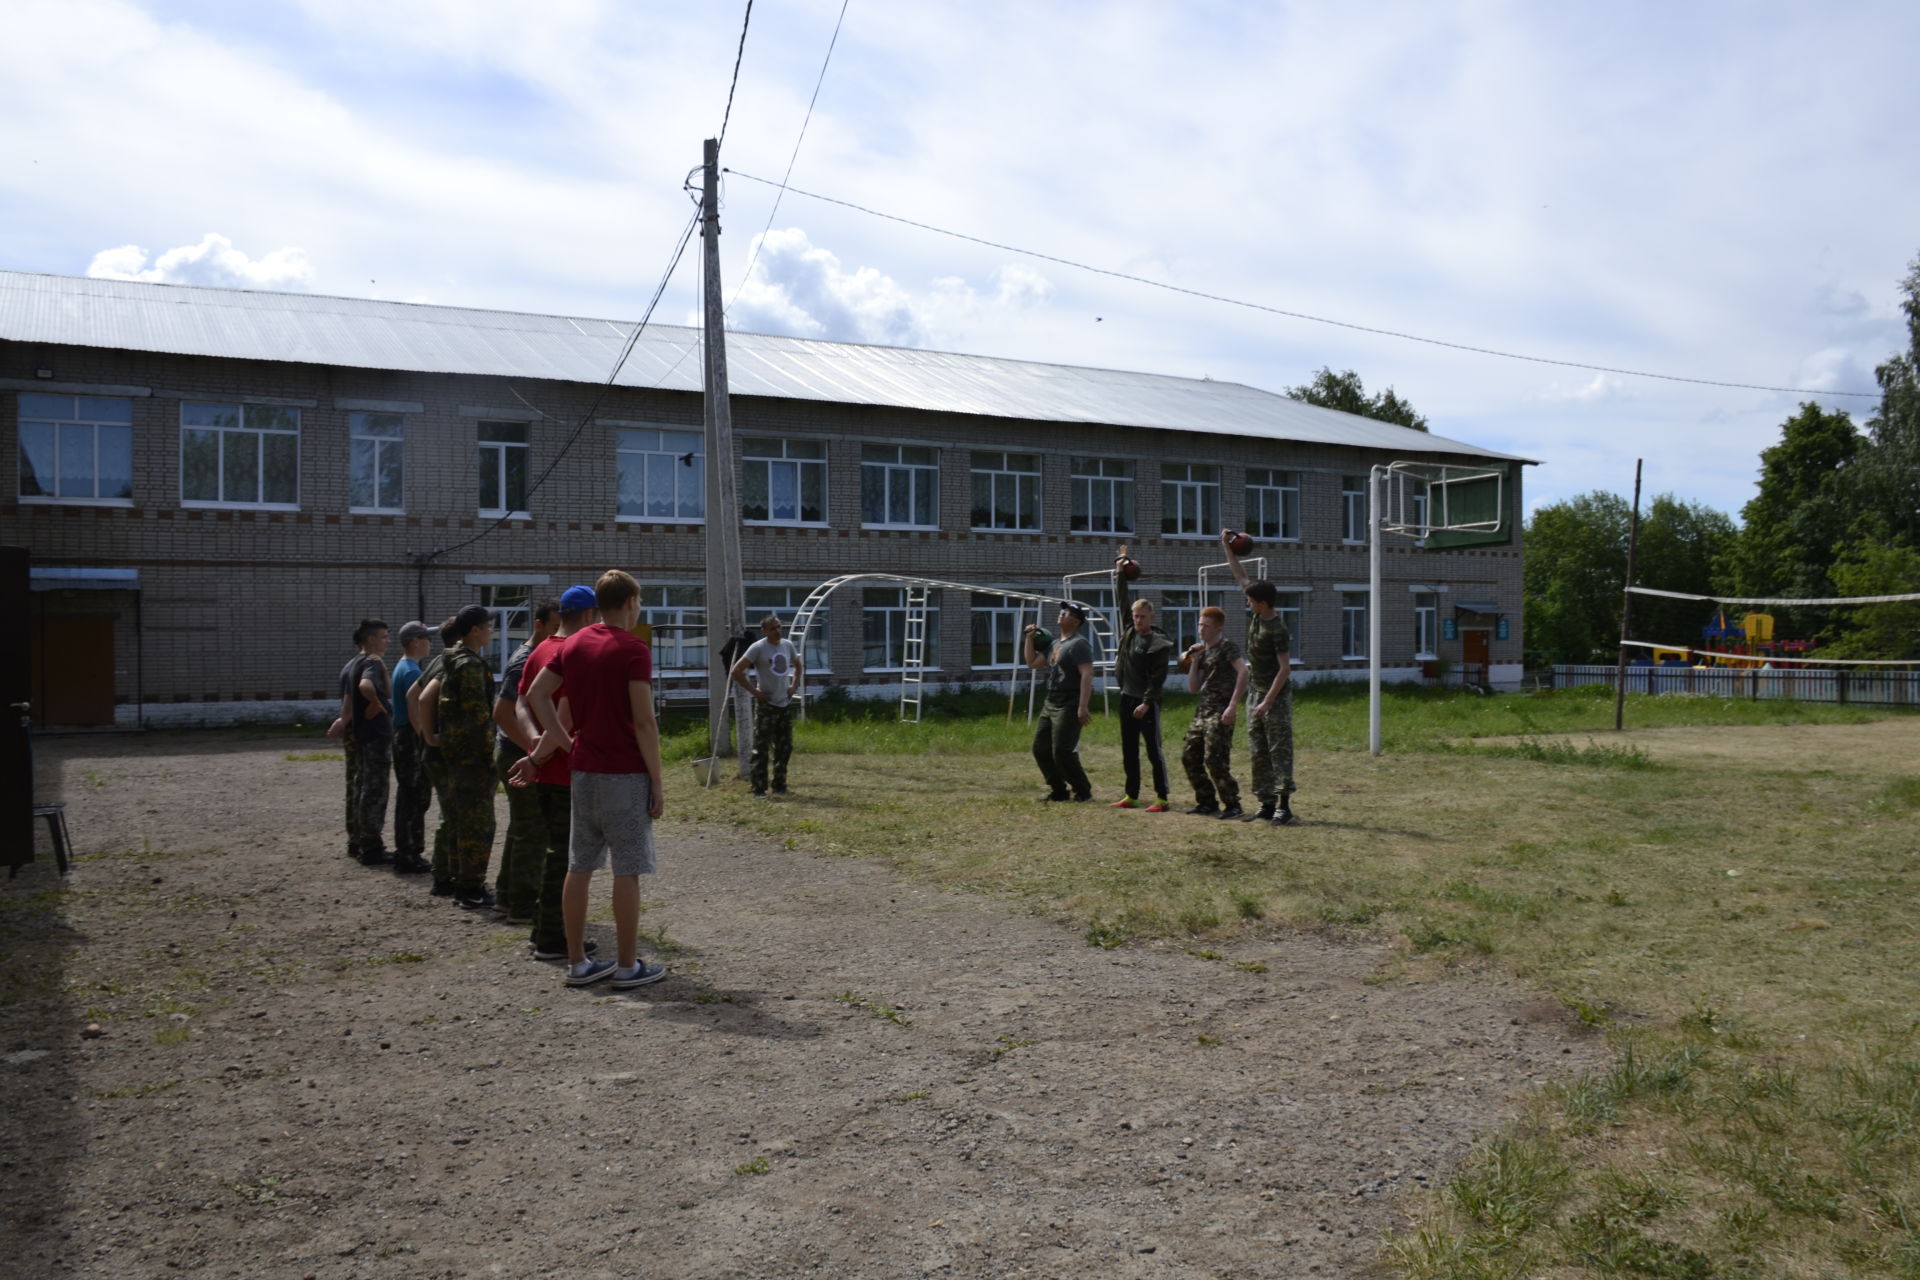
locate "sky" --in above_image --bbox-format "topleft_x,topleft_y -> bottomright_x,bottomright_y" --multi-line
4,0 -> 1917,521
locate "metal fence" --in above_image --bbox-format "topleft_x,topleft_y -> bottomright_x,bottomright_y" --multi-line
1549,664 -> 1920,707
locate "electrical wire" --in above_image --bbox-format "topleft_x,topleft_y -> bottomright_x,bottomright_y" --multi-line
715,0 -> 755,153
720,168 -> 1884,400
419,207 -> 701,563
726,0 -> 850,316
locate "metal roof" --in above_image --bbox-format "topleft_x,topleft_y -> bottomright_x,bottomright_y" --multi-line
0,270 -> 1527,463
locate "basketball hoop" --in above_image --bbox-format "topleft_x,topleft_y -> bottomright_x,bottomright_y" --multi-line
1378,461 -> 1505,539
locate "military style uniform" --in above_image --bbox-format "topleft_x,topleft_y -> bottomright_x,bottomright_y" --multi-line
492,638 -> 543,917
1114,576 -> 1175,803
347,651 -> 393,860
415,648 -> 454,885
337,654 -> 361,856
1244,611 -> 1295,805
1181,638 -> 1243,809
1033,630 -> 1095,800
436,645 -> 497,896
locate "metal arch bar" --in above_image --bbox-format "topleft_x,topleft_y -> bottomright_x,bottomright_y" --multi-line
1060,567 -> 1121,717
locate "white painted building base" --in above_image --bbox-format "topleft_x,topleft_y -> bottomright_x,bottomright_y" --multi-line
114,700 -> 338,729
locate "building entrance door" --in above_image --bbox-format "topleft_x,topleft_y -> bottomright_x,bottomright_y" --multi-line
32,613 -> 116,726
1461,627 -> 1491,687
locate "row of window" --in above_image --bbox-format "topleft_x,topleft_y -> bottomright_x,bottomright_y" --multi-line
473,583 -> 1448,680
16,394 -> 1396,540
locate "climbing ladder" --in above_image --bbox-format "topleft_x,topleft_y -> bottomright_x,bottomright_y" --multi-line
899,582 -> 931,723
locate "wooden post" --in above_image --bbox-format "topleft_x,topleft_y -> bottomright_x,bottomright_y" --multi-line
1612,459 -> 1643,732
701,137 -> 746,784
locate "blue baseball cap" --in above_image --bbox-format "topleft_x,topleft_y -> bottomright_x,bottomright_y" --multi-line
559,584 -> 598,612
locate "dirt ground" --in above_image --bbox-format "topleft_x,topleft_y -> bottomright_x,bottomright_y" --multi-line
3,733 -> 1604,1280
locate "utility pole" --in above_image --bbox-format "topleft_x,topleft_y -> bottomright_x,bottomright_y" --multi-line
1613,458 -> 1643,732
700,137 -> 746,782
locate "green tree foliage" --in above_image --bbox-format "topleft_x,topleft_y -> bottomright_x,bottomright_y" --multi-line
1718,402 -> 1862,600
1524,492 -> 1735,663
1821,540 -> 1920,658
1851,255 -> 1920,548
1283,367 -> 1428,432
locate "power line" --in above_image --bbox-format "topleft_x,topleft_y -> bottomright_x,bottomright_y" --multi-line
727,0 -> 851,317
720,168 -> 1884,401
715,0 -> 755,153
421,207 -> 701,562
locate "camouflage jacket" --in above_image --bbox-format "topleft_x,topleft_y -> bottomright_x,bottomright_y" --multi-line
436,645 -> 496,764
1192,639 -> 1243,718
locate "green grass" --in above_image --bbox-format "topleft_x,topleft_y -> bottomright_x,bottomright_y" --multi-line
672,683 -> 1920,1277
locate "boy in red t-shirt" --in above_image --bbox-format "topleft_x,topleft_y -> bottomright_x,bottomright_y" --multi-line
522,570 -> 668,990
510,585 -> 598,962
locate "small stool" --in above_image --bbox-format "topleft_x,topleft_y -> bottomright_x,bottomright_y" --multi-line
31,803 -> 72,876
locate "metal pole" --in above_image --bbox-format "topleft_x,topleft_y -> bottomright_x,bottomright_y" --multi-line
701,137 -> 746,783
1612,458 -> 1643,732
1368,465 -> 1384,757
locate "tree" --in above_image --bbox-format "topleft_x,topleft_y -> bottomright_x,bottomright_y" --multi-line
1850,254 -> 1920,549
1718,402 -> 1862,601
1633,497 -> 1737,645
1284,367 -> 1428,432
1523,492 -> 1629,663
1821,540 -> 1920,659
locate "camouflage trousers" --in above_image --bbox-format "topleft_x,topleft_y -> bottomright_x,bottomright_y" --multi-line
391,726 -> 431,857
493,741 -> 543,917
341,733 -> 361,854
1181,709 -> 1240,809
351,734 -> 391,855
1247,683 -> 1295,803
440,753 -> 496,894
423,747 -> 451,883
530,782 -> 572,955
750,701 -> 795,793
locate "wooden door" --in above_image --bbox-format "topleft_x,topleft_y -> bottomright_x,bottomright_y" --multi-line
31,613 -> 116,726
1461,628 -> 1490,685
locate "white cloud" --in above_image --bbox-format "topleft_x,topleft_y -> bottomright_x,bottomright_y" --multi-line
1541,373 -> 1627,405
86,233 -> 315,289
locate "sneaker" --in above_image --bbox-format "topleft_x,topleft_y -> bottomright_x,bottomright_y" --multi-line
610,961 -> 668,990
430,878 -> 454,897
531,940 -> 598,961
489,899 -> 509,916
1041,792 -> 1070,803
563,958 -> 616,987
1145,801 -> 1170,813
1246,803 -> 1276,822
457,889 -> 496,911
1271,809 -> 1297,827
1217,804 -> 1244,820
358,847 -> 393,867
1109,797 -> 1138,809
1186,802 -> 1219,816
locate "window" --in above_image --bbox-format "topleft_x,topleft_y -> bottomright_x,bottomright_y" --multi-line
1275,592 -> 1304,662
478,421 -> 529,517
17,394 -> 132,504
1161,588 -> 1229,652
639,586 -> 706,674
1341,476 -> 1367,543
1342,592 -> 1368,659
181,401 -> 298,507
1414,592 -> 1438,660
1160,463 -> 1220,537
1070,457 -> 1134,533
861,444 -> 938,528
1070,586 -> 1118,665
617,427 -> 704,522
477,584 -> 535,679
863,587 -> 940,671
744,585 -> 830,672
970,594 -> 1030,670
742,437 -> 826,525
969,451 -> 1040,531
1246,468 -> 1299,541
349,412 -> 404,512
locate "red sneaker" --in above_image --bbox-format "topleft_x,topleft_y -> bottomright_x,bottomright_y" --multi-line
1109,797 -> 1138,809
1144,800 -> 1170,812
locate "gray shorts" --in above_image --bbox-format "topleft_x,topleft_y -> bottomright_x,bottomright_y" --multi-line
567,771 -> 657,876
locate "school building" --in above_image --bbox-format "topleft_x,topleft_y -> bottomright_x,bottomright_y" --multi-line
1,269 -> 1530,728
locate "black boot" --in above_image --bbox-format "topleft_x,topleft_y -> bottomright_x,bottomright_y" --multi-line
1246,802 -> 1276,822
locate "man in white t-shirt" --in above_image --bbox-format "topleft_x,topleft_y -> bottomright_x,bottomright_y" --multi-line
730,615 -> 803,797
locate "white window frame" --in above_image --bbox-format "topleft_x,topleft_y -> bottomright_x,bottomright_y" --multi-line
860,444 -> 940,530
1342,591 -> 1368,660
741,437 -> 828,526
615,426 -> 704,524
970,593 -> 1028,670
969,451 -> 1041,532
1160,463 -> 1221,539
863,587 -> 940,672
476,583 -> 538,680
180,401 -> 300,510
744,585 -> 831,673
1246,468 -> 1300,542
348,411 -> 405,514
1160,587 -> 1229,652
635,586 -> 706,675
1274,591 -> 1304,663
478,421 -> 530,519
17,393 -> 134,507
1070,457 -> 1134,534
1341,476 -> 1367,544
1413,591 -> 1439,661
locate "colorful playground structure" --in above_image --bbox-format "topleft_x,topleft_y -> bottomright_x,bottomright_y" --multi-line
1648,610 -> 1820,668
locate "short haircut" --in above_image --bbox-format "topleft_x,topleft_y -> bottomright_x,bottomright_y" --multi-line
451,604 -> 493,639
531,597 -> 561,625
762,615 -> 782,627
1130,598 -> 1155,612
1199,606 -> 1227,625
437,616 -> 459,647
595,569 -> 641,611
1244,581 -> 1279,607
353,618 -> 388,646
